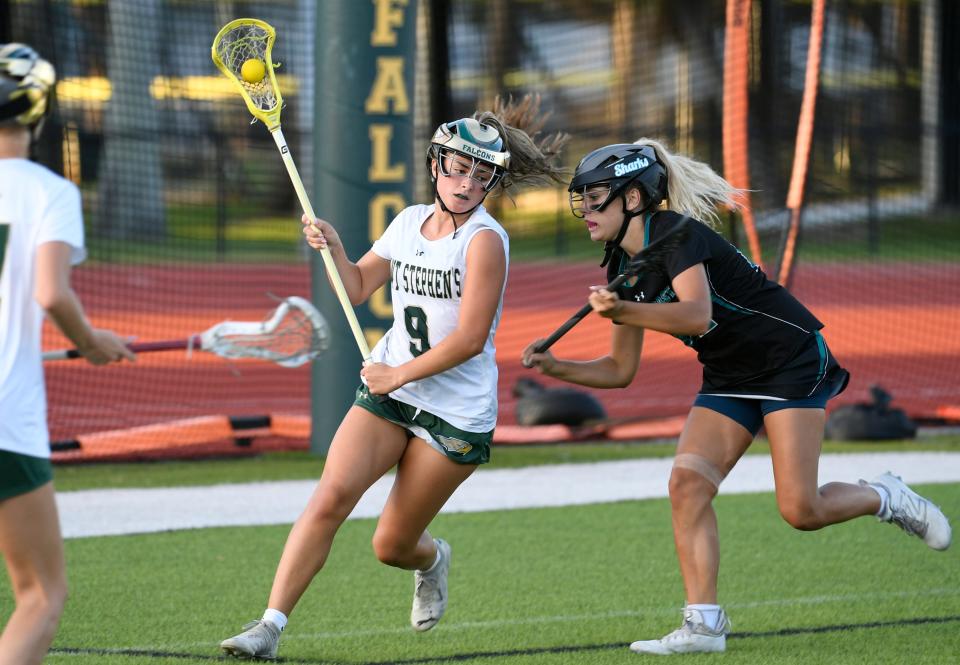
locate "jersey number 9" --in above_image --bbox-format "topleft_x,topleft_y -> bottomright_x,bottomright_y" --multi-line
404,306 -> 431,357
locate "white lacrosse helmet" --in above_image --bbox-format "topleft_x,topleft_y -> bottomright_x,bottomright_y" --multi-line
428,117 -> 511,191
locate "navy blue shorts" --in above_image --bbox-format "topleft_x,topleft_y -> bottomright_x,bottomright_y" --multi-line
693,387 -> 833,437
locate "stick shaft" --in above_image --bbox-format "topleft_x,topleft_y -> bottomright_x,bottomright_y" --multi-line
533,303 -> 593,354
533,219 -> 691,355
533,272 -> 632,354
43,337 -> 201,361
271,127 -> 372,361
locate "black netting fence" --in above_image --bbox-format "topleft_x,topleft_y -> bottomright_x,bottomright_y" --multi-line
6,0 -> 958,460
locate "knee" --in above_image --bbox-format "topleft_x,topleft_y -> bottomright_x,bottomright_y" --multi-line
18,579 -> 67,623
52,577 -> 67,606
46,584 -> 67,624
778,496 -> 823,531
668,467 -> 717,511
302,483 -> 356,525
370,529 -> 415,568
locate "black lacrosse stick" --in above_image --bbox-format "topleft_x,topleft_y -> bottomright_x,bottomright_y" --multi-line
532,218 -> 690,354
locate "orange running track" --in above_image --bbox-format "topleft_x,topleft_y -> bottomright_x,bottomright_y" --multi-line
44,261 -> 960,445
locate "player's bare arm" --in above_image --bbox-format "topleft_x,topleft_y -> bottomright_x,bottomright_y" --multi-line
594,263 -> 712,336
302,215 -> 391,305
362,229 -> 505,395
34,241 -> 133,364
523,324 -> 643,388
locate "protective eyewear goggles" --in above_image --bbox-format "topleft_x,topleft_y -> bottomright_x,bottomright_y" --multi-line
568,183 -> 615,218
436,147 -> 504,192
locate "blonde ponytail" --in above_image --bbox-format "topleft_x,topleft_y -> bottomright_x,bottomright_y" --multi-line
633,137 -> 742,228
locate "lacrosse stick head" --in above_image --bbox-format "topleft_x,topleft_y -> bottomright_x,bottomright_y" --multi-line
211,18 -> 283,130
200,296 -> 330,367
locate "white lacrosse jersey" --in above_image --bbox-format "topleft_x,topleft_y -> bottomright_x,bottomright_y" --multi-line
0,158 -> 86,458
371,203 -> 509,433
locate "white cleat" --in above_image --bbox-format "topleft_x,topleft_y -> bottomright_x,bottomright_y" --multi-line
864,472 -> 952,551
220,619 -> 281,660
630,607 -> 730,655
410,538 -> 451,632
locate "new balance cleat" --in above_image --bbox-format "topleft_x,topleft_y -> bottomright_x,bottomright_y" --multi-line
410,538 -> 451,632
220,619 -> 280,660
864,472 -> 952,550
629,607 -> 731,655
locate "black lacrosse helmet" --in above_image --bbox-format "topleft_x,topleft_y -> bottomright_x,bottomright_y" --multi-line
567,143 -> 667,218
569,143 -> 668,267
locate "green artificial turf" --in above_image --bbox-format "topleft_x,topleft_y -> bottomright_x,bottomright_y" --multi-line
13,483 -> 955,664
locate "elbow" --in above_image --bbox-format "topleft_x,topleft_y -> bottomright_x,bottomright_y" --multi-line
687,308 -> 713,336
610,363 -> 639,388
690,320 -> 712,336
612,366 -> 638,388
458,332 -> 487,358
348,285 -> 368,306
463,337 -> 486,358
611,375 -> 633,389
34,286 -> 67,312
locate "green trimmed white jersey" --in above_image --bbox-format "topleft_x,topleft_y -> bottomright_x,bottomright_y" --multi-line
0,159 -> 86,458
370,204 -> 508,433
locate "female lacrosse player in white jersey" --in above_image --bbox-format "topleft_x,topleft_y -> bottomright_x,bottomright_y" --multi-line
221,97 -> 566,659
522,140 -> 951,656
0,44 -> 133,665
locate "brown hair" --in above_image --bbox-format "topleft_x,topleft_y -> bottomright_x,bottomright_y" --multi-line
474,94 -> 569,195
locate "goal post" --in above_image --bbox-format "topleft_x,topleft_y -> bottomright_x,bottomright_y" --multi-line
310,0 -> 417,454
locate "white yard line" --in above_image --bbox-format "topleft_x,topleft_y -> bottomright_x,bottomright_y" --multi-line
127,587 -> 960,652
57,451 -> 960,539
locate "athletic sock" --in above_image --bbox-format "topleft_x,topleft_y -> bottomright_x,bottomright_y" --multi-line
418,541 -> 442,573
262,608 -> 287,632
686,604 -> 723,632
871,483 -> 891,520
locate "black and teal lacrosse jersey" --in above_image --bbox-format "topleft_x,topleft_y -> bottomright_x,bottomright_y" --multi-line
609,211 -> 847,400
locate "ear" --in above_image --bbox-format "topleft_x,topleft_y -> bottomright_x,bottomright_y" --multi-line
624,185 -> 645,213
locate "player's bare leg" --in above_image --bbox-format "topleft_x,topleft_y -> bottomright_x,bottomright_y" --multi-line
765,408 -> 880,529
268,407 -> 410,613
221,407 -> 408,659
631,407 -> 750,655
0,483 -> 67,665
767,407 -> 952,549
373,438 -> 476,631
670,408 -> 753,604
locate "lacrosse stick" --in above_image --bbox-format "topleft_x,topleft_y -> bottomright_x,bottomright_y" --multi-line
211,18 -> 371,362
532,219 -> 690,355
43,296 -> 330,368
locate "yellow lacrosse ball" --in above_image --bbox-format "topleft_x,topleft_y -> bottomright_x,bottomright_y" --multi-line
240,59 -> 266,83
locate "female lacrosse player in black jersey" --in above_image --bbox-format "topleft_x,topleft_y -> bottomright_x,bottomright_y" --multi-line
522,139 -> 951,656
220,97 -> 566,659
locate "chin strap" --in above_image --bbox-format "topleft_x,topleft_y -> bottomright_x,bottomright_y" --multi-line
600,197 -> 652,268
432,180 -> 485,238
